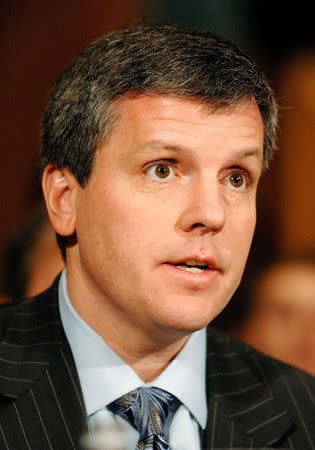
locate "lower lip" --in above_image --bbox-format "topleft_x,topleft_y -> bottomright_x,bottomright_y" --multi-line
162,263 -> 219,288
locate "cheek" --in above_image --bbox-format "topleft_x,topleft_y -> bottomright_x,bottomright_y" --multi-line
91,194 -> 163,259
106,189 -> 172,232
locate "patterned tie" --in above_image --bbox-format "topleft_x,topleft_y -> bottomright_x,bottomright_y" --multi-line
108,387 -> 178,449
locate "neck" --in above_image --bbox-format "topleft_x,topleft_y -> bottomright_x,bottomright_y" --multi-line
115,335 -> 189,382
66,265 -> 190,382
77,296 -> 189,381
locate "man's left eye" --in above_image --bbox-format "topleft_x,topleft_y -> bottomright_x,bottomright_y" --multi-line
146,163 -> 175,180
226,173 -> 247,189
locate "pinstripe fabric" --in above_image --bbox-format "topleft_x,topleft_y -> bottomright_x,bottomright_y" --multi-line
0,278 -> 314,449
203,328 -> 315,449
0,281 -> 87,449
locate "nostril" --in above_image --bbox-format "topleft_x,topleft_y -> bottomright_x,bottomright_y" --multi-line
191,223 -> 206,229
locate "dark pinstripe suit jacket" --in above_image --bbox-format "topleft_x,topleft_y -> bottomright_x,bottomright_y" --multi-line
0,279 -> 314,449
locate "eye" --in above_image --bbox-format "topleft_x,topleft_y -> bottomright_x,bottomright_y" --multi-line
225,172 -> 247,190
146,163 -> 175,180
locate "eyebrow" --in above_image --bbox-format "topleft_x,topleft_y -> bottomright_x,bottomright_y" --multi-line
136,140 -> 185,155
227,148 -> 263,164
137,139 -> 263,163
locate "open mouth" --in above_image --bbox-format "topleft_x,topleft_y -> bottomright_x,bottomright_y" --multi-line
172,260 -> 210,273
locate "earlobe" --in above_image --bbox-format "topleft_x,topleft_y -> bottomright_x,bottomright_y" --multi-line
42,165 -> 77,237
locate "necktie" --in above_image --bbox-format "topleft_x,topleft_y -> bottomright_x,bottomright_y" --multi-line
108,386 -> 178,449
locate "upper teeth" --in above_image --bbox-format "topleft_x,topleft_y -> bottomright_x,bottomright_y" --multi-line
175,260 -> 208,273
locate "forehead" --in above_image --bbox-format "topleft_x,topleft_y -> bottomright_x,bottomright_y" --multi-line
114,94 -> 262,126
104,94 -> 264,153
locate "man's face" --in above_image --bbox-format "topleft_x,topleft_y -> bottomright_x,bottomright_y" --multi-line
70,95 -> 263,338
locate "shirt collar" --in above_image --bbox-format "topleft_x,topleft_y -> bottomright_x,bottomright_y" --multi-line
59,269 -> 207,429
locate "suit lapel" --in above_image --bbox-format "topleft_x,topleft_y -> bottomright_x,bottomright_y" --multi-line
0,280 -> 87,448
204,327 -> 293,448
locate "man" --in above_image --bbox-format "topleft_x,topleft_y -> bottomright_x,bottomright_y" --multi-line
0,24 -> 313,449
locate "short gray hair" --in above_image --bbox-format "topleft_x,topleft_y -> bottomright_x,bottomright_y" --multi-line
41,23 -> 278,186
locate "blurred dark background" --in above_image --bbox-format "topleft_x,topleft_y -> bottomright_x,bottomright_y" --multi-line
1,0 -> 315,313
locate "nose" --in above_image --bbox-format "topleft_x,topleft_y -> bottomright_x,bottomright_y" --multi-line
177,176 -> 226,235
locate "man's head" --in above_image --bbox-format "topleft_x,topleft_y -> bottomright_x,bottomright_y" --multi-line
41,24 -> 275,345
41,24 -> 277,258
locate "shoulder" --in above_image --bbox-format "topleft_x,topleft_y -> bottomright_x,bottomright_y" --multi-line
0,279 -> 60,340
205,327 -> 314,448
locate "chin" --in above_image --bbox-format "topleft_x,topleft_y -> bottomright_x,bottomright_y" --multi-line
156,305 -> 221,334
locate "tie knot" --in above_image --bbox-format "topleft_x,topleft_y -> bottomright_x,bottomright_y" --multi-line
108,387 -> 178,448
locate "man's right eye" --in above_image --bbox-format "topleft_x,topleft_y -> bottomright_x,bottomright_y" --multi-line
146,163 -> 175,180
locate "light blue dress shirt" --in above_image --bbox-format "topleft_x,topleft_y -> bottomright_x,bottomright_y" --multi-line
59,270 -> 207,449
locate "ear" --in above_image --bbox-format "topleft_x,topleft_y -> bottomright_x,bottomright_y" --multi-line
42,165 -> 77,237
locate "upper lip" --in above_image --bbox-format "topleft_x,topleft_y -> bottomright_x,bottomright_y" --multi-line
166,256 -> 220,270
